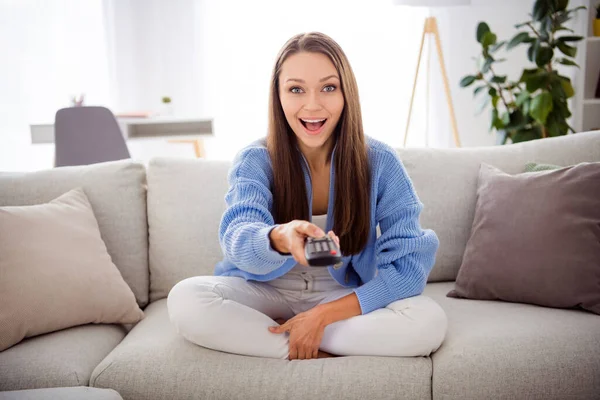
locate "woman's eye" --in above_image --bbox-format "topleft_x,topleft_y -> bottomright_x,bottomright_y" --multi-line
323,85 -> 336,92
290,87 -> 303,94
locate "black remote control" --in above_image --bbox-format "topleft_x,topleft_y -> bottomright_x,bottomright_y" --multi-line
304,235 -> 342,267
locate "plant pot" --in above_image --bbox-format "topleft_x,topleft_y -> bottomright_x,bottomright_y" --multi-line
594,19 -> 600,37
161,103 -> 174,116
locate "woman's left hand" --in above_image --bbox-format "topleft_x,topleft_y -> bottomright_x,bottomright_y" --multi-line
268,307 -> 327,360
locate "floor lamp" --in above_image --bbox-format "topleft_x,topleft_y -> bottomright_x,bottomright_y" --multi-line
393,0 -> 470,148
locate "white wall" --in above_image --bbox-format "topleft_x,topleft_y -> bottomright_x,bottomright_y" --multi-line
0,0 -> 589,171
429,0 -> 587,148
0,0 -> 112,171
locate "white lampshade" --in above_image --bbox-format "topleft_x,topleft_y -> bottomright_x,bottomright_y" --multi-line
393,0 -> 470,6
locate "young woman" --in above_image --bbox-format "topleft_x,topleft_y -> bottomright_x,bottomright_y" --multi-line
167,32 -> 447,361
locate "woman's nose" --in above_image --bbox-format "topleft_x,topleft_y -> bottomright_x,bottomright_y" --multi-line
303,91 -> 323,111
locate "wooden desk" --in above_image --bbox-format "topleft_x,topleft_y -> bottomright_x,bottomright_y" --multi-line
30,116 -> 214,157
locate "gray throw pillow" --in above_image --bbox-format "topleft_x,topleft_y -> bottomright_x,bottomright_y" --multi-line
447,162 -> 600,315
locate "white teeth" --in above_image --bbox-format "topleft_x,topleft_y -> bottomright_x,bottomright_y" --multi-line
300,118 -> 326,123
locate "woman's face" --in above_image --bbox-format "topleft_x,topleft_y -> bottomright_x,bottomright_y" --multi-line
278,52 -> 344,153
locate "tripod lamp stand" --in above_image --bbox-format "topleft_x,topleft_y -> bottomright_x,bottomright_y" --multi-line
393,0 -> 471,148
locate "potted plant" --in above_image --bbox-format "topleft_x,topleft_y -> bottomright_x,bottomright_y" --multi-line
460,0 -> 585,144
161,96 -> 173,116
594,2 -> 600,36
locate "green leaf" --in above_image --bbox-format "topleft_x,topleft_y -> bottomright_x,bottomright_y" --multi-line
546,114 -> 562,137
552,97 -> 571,118
540,17 -> 552,40
481,57 -> 494,73
515,90 -> 530,107
515,21 -> 532,29
550,81 -> 566,99
473,85 -> 487,96
522,71 -> 548,92
566,5 -> 587,16
556,0 -> 568,11
554,26 -> 575,33
557,35 -> 584,42
527,41 -> 540,63
476,96 -> 490,115
560,78 -> 575,98
533,0 -> 550,21
507,32 -> 532,50
512,128 -> 541,143
476,22 -> 491,43
492,95 -> 500,108
490,41 -> 507,52
521,68 -> 540,78
535,46 -> 554,67
530,91 -> 553,124
507,109 -> 528,130
501,111 -> 511,126
488,87 -> 498,97
557,41 -> 577,57
460,75 -> 477,87
490,108 -> 504,131
555,11 -> 571,25
522,98 -> 531,116
556,58 -> 579,67
481,31 -> 497,48
491,75 -> 507,84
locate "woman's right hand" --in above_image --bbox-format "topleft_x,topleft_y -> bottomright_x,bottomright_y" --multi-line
269,220 -> 326,266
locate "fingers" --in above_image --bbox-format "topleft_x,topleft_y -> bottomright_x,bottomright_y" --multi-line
297,347 -> 306,360
289,345 -> 319,360
327,231 -> 340,248
290,238 -> 309,266
288,346 -> 298,361
296,220 -> 325,238
312,348 -> 319,359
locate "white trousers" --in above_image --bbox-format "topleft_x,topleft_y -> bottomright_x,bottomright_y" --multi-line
167,268 -> 448,360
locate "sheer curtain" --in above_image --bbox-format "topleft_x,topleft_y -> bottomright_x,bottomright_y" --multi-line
0,0 -> 111,171
105,0 -> 429,160
0,0 -> 428,170
194,0 -> 429,160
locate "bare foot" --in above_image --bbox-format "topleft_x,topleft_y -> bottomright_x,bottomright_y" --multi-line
317,350 -> 337,358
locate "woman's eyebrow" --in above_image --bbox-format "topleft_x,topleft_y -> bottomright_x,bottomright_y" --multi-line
285,75 -> 340,83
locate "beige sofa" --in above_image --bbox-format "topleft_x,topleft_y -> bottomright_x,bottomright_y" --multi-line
1,131 -> 599,400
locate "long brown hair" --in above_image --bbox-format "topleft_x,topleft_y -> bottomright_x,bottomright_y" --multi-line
266,32 -> 370,255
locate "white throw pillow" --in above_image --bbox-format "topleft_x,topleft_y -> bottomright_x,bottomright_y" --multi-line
0,188 -> 144,351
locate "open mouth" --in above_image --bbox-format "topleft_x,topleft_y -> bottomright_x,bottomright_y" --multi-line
299,118 -> 327,133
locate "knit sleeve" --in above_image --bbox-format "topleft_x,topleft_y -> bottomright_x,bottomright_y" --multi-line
353,149 -> 439,314
218,146 -> 294,275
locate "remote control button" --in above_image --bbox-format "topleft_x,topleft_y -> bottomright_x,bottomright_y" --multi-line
330,250 -> 337,255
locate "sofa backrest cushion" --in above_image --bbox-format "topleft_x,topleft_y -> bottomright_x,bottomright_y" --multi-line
400,131 -> 600,281
147,158 -> 230,302
146,131 -> 600,299
0,160 -> 149,307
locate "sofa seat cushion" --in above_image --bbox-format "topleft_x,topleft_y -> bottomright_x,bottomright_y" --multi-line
90,299 -> 432,400
0,387 -> 122,400
424,282 -> 600,400
0,324 -> 126,391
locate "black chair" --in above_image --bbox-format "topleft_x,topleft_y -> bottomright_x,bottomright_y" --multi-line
54,106 -> 131,167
